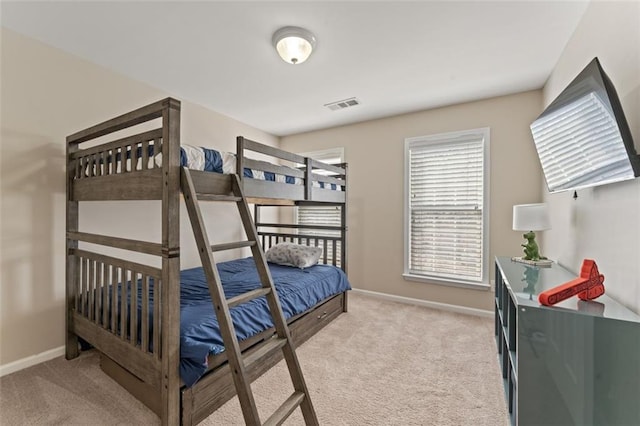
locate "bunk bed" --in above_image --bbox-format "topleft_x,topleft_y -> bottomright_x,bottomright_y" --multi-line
66,97 -> 349,425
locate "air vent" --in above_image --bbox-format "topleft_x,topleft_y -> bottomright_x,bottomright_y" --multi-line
324,97 -> 360,111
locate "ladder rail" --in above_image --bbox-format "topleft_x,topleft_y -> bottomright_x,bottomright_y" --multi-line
263,392 -> 305,426
181,168 -> 262,424
227,288 -> 271,309
211,240 -> 256,252
181,167 -> 319,426
231,174 -> 319,425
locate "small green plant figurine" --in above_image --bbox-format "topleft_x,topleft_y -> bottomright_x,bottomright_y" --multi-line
521,231 -> 546,261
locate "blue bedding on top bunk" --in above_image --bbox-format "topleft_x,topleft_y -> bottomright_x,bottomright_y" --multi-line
180,146 -> 300,185
178,145 -> 343,190
176,257 -> 350,387
99,144 -> 343,190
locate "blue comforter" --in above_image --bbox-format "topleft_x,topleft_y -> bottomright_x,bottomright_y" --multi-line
177,258 -> 350,386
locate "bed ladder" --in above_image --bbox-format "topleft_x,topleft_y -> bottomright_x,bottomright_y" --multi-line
180,167 -> 319,426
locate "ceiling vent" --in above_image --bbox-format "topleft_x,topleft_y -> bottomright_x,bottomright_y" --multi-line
324,97 -> 360,111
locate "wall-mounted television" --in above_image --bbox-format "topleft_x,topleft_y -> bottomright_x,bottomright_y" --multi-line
530,57 -> 640,193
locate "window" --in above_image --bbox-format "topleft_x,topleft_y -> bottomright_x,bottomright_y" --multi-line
296,148 -> 344,266
404,128 -> 490,287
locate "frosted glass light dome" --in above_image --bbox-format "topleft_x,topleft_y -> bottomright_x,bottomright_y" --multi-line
272,26 -> 316,65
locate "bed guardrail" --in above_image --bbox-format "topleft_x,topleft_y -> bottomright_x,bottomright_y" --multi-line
237,136 -> 347,202
258,231 -> 343,266
69,128 -> 163,179
69,247 -> 163,387
255,219 -> 345,268
67,98 -> 181,202
67,98 -> 178,146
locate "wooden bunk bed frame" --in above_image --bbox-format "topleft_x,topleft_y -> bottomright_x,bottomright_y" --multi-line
65,97 -> 348,425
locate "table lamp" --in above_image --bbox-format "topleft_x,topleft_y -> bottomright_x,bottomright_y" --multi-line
512,203 -> 552,265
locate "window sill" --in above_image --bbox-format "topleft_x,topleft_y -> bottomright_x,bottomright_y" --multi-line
402,273 -> 491,291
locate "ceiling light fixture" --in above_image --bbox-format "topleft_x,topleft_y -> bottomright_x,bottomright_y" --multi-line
272,26 -> 316,65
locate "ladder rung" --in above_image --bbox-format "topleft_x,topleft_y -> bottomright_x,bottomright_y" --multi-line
196,193 -> 242,202
263,391 -> 305,426
210,240 -> 256,252
243,336 -> 287,369
227,287 -> 271,308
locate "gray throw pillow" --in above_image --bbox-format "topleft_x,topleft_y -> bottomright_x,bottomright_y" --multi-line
265,242 -> 323,269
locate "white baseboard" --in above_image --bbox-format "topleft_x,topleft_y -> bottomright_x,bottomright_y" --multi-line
0,346 -> 65,378
351,288 -> 494,318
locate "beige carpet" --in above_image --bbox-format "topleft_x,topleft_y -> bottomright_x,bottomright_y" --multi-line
0,292 -> 509,425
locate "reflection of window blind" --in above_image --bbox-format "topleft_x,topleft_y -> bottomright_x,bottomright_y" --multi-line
407,134 -> 486,282
530,92 -> 633,192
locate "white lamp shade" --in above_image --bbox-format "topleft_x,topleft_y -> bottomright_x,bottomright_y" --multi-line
513,203 -> 551,231
272,26 -> 316,64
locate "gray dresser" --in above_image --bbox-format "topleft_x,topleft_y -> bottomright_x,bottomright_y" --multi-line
494,256 -> 640,425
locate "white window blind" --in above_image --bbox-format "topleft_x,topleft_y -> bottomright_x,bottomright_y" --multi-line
297,148 -> 344,266
298,205 -> 342,228
298,205 -> 342,266
405,129 -> 489,284
530,91 -> 634,192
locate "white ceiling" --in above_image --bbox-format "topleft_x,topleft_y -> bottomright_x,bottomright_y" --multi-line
1,1 -> 590,136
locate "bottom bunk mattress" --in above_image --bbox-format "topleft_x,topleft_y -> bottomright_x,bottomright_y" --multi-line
176,258 -> 350,386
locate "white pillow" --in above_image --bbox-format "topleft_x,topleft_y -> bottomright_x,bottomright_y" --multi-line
265,243 -> 323,269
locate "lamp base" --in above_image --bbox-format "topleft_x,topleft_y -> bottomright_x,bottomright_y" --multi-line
511,256 -> 554,267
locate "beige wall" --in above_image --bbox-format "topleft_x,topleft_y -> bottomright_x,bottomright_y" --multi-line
281,90 -> 543,311
9,12 -> 611,368
541,1 -> 640,314
0,29 -> 278,367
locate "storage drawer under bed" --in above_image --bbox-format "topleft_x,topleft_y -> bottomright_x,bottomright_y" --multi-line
289,292 -> 345,343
